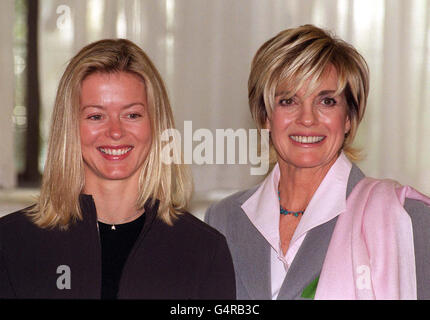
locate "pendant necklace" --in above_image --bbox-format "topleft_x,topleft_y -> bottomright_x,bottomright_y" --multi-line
98,210 -> 143,230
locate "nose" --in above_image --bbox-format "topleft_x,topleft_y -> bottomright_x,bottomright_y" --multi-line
297,103 -> 317,127
106,117 -> 124,140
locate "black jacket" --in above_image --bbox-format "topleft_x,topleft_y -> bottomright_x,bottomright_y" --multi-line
0,195 -> 236,299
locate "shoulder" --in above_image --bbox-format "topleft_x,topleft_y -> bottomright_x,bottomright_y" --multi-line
0,207 -> 38,238
203,186 -> 259,234
0,207 -> 46,264
404,197 -> 430,226
0,205 -> 89,253
363,179 -> 430,229
156,211 -> 231,252
205,187 -> 257,218
403,194 -> 430,299
173,211 -> 225,240
210,186 -> 259,212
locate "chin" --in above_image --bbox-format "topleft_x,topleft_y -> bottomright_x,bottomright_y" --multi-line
102,169 -> 140,181
285,153 -> 328,169
86,166 -> 141,182
294,161 -> 323,169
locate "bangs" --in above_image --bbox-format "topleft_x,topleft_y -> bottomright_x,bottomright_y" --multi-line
270,44 -> 336,100
273,62 -> 348,105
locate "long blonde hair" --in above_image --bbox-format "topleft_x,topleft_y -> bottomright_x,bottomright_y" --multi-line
248,24 -> 369,163
28,39 -> 192,230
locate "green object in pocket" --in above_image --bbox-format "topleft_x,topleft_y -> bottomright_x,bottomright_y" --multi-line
301,275 -> 320,299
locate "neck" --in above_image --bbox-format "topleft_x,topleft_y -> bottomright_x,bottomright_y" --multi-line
278,158 -> 337,211
83,176 -> 142,225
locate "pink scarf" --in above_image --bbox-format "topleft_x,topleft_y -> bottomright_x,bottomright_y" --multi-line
315,177 -> 430,299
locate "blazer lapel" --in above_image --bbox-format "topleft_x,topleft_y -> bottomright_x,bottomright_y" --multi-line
277,163 -> 365,299
277,217 -> 338,299
232,191 -> 272,299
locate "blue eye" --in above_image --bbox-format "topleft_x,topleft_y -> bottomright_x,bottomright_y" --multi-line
87,114 -> 102,120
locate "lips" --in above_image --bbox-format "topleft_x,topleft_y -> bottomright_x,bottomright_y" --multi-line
289,135 -> 326,146
97,145 -> 133,160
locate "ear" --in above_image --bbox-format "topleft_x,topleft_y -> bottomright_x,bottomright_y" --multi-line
344,114 -> 351,135
264,117 -> 271,132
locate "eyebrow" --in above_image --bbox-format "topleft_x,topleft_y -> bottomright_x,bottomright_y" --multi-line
317,90 -> 338,96
274,89 -> 339,98
274,90 -> 291,97
80,102 -> 145,111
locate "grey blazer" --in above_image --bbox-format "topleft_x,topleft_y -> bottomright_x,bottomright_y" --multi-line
205,164 -> 430,299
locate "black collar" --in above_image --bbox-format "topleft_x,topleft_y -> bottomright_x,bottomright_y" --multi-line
78,194 -> 160,232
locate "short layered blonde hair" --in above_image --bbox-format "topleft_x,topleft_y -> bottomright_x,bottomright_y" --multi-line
248,24 -> 369,162
28,39 -> 192,230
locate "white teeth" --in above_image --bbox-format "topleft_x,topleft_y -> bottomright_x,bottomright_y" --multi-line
290,136 -> 324,144
99,147 -> 132,156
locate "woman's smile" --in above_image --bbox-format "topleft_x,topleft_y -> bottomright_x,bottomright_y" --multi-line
97,145 -> 134,159
289,135 -> 326,145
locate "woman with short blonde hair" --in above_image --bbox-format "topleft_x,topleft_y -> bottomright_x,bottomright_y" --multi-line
206,25 -> 430,300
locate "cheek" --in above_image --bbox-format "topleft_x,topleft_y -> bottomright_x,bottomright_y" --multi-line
269,109 -> 294,132
321,111 -> 350,136
268,112 -> 293,149
133,121 -> 152,146
79,123 -> 101,146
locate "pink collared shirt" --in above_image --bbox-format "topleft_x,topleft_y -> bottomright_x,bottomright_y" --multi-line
241,152 -> 352,299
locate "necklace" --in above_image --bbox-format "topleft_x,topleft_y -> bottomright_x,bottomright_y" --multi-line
98,210 -> 144,230
278,191 -> 304,217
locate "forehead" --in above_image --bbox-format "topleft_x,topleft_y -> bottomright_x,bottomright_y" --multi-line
276,64 -> 341,97
80,71 -> 146,104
